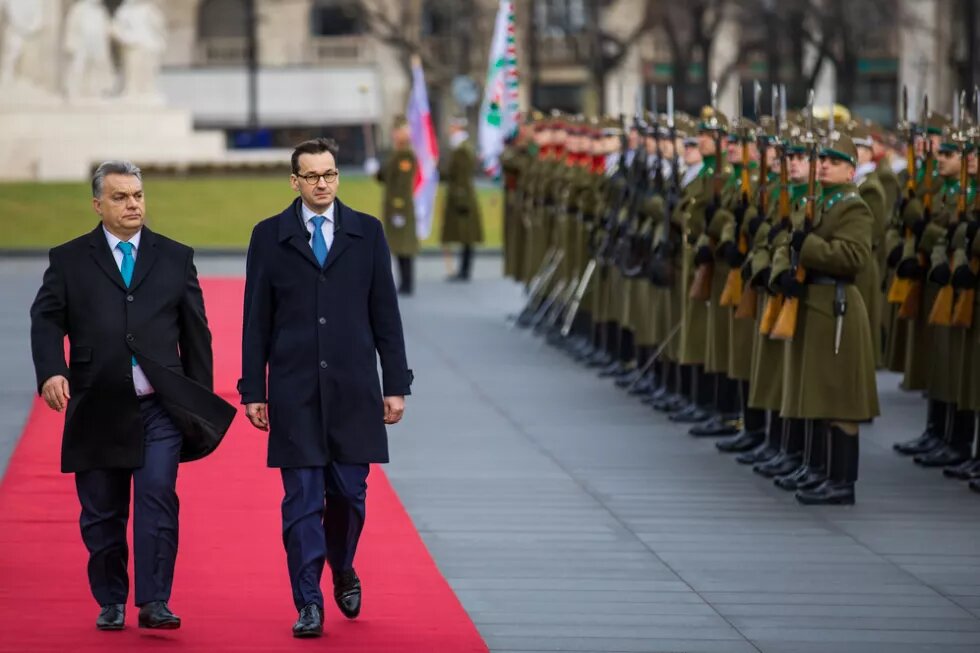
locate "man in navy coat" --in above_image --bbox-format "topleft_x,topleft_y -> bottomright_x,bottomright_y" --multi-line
239,138 -> 413,637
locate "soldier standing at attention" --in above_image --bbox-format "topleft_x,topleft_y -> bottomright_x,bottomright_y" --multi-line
440,117 -> 484,282
377,115 -> 419,295
773,133 -> 879,505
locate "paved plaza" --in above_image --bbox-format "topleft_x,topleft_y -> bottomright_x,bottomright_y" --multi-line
3,254 -> 980,652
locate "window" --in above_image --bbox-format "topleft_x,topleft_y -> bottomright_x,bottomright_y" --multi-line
198,0 -> 248,39
311,0 -> 362,37
535,0 -> 588,37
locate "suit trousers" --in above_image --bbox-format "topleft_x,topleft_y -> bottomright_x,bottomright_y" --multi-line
74,396 -> 182,607
281,463 -> 369,611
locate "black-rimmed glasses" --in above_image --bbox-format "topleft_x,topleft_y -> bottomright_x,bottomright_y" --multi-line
298,170 -> 339,185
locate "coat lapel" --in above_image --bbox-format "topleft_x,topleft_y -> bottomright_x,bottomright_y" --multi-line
321,199 -> 363,274
279,199 -> 322,269
87,225 -> 128,292
128,227 -> 159,291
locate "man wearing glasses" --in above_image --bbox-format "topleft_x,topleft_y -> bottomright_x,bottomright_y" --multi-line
239,138 -> 413,637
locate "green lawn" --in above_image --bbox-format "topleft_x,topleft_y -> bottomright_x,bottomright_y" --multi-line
0,175 -> 503,250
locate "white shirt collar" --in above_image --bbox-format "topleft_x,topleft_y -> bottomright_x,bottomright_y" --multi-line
682,161 -> 703,188
103,225 -> 142,253
301,201 -> 335,227
854,161 -> 876,184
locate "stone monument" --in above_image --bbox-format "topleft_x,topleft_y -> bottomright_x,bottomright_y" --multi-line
0,0 -> 226,181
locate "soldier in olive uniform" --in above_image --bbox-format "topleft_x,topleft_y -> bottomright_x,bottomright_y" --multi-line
440,118 -> 484,282
377,115 -> 420,295
771,133 -> 879,505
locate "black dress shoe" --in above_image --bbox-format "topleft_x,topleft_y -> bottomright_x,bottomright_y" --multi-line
138,601 -> 180,630
689,416 -> 741,437
628,376 -> 655,395
970,479 -> 980,493
753,452 -> 802,478
652,394 -> 686,412
796,480 -> 855,505
943,459 -> 980,480
735,443 -> 779,465
615,369 -> 643,388
598,361 -> 626,378
292,603 -> 323,638
669,405 -> 712,423
716,430 -> 766,453
333,568 -> 361,619
914,445 -> 967,468
774,464 -> 826,491
894,433 -> 942,455
96,604 -> 125,631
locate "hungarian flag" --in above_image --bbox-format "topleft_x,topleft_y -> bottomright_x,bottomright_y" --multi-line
478,0 -> 520,178
406,58 -> 439,240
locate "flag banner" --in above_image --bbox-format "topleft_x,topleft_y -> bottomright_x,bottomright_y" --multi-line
478,0 -> 519,179
407,59 -> 439,240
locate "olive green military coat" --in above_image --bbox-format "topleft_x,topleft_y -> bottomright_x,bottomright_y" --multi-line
776,184 -> 880,421
378,147 -> 420,256
441,141 -> 484,246
857,170 -> 887,366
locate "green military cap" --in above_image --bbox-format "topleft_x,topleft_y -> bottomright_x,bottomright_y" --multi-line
698,106 -> 729,132
757,115 -> 777,144
820,131 -> 858,166
783,122 -> 807,154
924,112 -> 949,135
847,120 -> 874,149
733,117 -> 758,142
600,115 -> 623,136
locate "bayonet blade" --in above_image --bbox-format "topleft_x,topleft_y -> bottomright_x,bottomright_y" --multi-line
667,86 -> 674,128
736,84 -> 743,126
710,80 -> 718,109
651,85 -> 658,122
753,80 -> 762,120
805,89 -> 815,135
953,89 -> 960,129
902,84 -> 908,124
780,84 -> 787,127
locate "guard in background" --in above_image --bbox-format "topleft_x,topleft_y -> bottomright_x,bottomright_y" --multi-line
377,115 -> 419,295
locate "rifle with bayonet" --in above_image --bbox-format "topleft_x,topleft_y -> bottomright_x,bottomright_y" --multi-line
647,86 -> 679,287
951,89 -> 978,328
690,81 -> 724,302
759,84 -> 789,335
735,81 -> 767,320
721,83 -> 752,308
616,88 -> 653,278
771,89 -> 819,341
894,94 -> 933,320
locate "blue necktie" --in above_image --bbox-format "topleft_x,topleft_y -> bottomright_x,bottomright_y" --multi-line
311,215 -> 328,266
117,242 -> 137,367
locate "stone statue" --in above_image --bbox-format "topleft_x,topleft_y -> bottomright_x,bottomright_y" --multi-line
112,0 -> 166,102
0,0 -> 44,88
63,0 -> 114,101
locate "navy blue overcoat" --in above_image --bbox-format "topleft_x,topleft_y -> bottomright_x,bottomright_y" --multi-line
239,198 -> 413,467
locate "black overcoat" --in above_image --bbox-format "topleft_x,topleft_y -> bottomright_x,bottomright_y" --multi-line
30,226 -> 237,473
239,198 -> 412,467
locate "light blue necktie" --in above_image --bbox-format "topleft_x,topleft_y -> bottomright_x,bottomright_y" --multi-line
116,242 -> 137,367
311,215 -> 328,266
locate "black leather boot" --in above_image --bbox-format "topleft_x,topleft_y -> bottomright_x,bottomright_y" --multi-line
754,418 -> 804,477
915,407 -> 970,468
719,383 -> 767,452
894,399 -> 945,455
775,420 -> 828,491
797,426 -> 857,505
736,412 -> 782,464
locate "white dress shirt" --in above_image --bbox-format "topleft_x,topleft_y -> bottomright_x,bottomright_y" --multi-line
102,226 -> 155,397
681,161 -> 703,188
301,201 -> 336,252
854,161 -> 876,186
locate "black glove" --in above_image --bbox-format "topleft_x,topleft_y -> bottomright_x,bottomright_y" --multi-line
741,262 -> 753,282
966,221 -> 980,252
886,244 -> 903,268
947,223 -> 960,243
724,243 -> 746,267
704,202 -> 719,228
911,216 -> 927,240
775,270 -> 802,298
790,230 -> 809,253
952,264 -> 978,290
733,202 -> 747,225
752,266 -> 772,291
767,222 -> 787,245
748,215 -> 765,238
928,262 -> 951,286
896,257 -> 925,280
694,245 -> 714,266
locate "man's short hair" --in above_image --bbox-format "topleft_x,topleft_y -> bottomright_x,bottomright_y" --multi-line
291,138 -> 340,175
92,160 -> 142,198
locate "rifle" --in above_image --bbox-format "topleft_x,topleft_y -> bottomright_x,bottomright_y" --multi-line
771,89 -> 819,341
896,94 -> 933,320
759,84 -> 788,335
722,83 -> 753,310
952,88 -> 978,327
930,91 -> 966,326
648,85 -> 680,287
690,81 -> 722,302
615,89 -> 652,277
735,81 -> 767,320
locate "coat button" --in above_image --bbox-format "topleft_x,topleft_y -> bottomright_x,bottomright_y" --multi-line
126,333 -> 134,342
126,295 -> 134,302
318,317 -> 326,325
320,361 -> 328,369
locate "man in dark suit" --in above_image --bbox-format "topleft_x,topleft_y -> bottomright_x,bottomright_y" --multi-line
240,138 -> 413,638
30,161 -> 236,631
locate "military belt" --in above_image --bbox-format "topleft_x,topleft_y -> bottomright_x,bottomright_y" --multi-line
807,273 -> 854,286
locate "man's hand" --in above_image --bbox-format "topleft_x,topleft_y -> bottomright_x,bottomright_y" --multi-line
41,375 -> 70,412
245,403 -> 269,431
383,396 -> 405,425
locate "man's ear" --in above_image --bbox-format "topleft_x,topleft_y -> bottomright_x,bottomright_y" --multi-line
91,197 -> 101,217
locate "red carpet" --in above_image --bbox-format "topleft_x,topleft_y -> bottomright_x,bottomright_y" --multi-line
0,278 -> 488,653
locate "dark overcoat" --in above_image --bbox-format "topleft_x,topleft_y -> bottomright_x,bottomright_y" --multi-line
30,226 -> 237,473
239,198 -> 413,467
